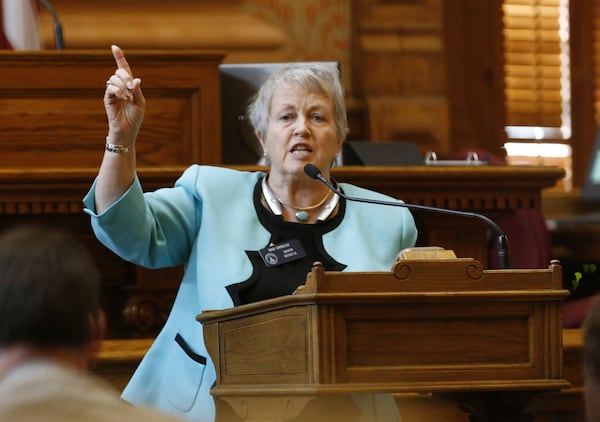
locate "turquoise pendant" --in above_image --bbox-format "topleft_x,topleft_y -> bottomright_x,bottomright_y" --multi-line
295,210 -> 310,221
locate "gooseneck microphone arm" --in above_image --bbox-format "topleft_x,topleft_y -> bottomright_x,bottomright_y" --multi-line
304,164 -> 510,269
38,0 -> 64,50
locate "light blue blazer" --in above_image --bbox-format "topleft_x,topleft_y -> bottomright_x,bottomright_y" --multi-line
83,165 -> 418,421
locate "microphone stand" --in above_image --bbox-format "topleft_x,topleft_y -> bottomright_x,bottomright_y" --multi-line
304,164 -> 511,269
38,0 -> 64,50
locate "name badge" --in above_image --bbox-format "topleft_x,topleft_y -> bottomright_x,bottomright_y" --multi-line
259,239 -> 306,267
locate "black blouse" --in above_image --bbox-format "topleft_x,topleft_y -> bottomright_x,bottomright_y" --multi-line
226,177 -> 347,306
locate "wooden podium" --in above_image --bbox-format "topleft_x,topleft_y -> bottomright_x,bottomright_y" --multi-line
198,253 -> 570,421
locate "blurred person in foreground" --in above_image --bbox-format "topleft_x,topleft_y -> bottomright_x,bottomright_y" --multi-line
0,224 -> 183,422
583,297 -> 600,422
84,45 -> 418,421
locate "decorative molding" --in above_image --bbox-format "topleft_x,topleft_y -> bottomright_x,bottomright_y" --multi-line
123,291 -> 176,337
0,165 -> 564,214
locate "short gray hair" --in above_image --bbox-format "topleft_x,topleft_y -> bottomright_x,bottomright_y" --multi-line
247,63 -> 348,141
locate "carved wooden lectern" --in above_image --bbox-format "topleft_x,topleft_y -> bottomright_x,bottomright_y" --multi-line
198,253 -> 570,422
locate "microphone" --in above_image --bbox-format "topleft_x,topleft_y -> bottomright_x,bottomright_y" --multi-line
304,163 -> 510,269
38,0 -> 64,50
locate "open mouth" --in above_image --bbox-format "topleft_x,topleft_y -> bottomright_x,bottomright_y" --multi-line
291,144 -> 312,156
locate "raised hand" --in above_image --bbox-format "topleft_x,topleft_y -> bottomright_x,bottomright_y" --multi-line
104,45 -> 145,147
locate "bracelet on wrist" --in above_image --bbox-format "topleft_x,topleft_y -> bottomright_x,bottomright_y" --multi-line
105,137 -> 131,154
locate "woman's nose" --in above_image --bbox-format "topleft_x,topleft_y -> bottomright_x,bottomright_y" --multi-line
293,116 -> 310,136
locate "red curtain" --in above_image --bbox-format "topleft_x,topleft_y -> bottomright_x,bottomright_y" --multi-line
0,0 -> 42,50
0,1 -> 15,49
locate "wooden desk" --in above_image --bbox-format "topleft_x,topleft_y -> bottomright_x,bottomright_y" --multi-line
198,259 -> 568,422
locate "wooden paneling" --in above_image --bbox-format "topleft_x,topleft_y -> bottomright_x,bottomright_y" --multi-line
38,1 -> 286,63
0,50 -> 223,167
568,1 -> 596,187
351,0 -> 449,153
442,0 -> 507,156
34,1 -> 515,161
365,97 -> 448,150
0,50 -> 222,338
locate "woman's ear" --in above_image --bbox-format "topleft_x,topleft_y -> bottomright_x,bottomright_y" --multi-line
256,130 -> 265,150
336,136 -> 344,152
256,131 -> 270,165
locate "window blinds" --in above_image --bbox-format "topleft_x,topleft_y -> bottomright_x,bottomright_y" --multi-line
502,0 -> 566,133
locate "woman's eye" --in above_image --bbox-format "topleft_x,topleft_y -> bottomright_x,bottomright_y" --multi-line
278,114 -> 293,121
312,114 -> 324,121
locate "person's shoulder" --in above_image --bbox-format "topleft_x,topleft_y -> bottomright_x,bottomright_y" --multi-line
177,165 -> 265,187
0,361 -> 183,421
54,367 -> 185,421
71,370 -> 184,421
339,183 -> 414,222
339,182 -> 401,202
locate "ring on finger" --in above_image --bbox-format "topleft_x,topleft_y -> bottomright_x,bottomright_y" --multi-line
106,80 -> 112,86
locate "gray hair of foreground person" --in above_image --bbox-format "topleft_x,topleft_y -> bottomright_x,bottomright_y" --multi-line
0,225 -> 103,355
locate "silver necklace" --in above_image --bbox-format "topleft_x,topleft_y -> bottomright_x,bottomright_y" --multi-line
262,177 -> 338,222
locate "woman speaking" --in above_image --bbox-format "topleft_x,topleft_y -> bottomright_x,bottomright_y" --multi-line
84,45 -> 418,421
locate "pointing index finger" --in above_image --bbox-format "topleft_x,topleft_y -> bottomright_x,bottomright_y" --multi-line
111,45 -> 133,76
